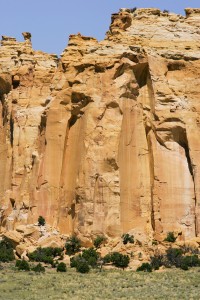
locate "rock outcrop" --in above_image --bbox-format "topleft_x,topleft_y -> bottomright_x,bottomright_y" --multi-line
0,8 -> 200,244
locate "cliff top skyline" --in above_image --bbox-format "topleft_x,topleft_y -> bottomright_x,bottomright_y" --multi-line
0,0 -> 199,54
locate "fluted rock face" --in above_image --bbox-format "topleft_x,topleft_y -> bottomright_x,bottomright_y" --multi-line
0,8 -> 200,242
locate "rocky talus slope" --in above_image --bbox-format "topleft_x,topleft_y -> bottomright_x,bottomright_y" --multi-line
0,8 -> 200,247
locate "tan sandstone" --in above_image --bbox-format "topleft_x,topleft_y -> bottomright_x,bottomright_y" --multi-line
0,8 -> 200,246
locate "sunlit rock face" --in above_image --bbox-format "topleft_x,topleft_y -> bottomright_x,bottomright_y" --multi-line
0,8 -> 200,243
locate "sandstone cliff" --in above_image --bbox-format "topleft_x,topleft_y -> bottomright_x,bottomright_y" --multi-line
0,8 -> 200,243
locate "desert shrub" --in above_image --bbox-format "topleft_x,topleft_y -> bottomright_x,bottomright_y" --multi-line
137,263 -> 152,272
38,216 -> 45,226
82,248 -> 99,267
70,248 -> 98,269
70,255 -> 79,268
150,255 -> 164,270
180,255 -> 200,270
103,253 -> 112,264
166,248 -> 183,267
70,255 -> 90,273
28,247 -> 63,265
94,236 -> 106,249
122,233 -> 134,245
110,252 -> 130,269
180,244 -> 199,255
32,263 -> 45,273
130,7 -> 137,13
57,262 -> 67,272
65,236 -> 81,255
164,232 -> 176,243
75,259 -> 90,273
16,260 -> 30,271
0,238 -> 15,262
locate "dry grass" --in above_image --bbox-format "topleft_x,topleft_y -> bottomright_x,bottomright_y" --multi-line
0,264 -> 200,299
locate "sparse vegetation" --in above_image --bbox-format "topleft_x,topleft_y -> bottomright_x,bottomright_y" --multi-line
122,233 -> 134,245
150,247 -> 200,271
0,266 -> 200,299
65,236 -> 81,255
38,215 -> 45,226
164,232 -> 176,243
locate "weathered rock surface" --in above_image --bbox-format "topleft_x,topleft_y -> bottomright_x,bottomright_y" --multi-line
0,8 -> 200,243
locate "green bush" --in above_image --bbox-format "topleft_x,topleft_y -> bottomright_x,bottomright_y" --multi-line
65,236 -> 81,256
57,262 -> 67,272
0,238 -> 15,262
103,253 -> 112,264
32,263 -> 45,273
150,255 -> 164,270
164,232 -> 176,243
103,252 -> 130,269
70,248 -> 98,269
122,233 -> 134,245
166,248 -> 183,267
70,255 -> 90,272
28,247 -> 63,265
82,248 -> 98,267
16,260 -> 30,271
75,259 -> 90,273
94,236 -> 106,249
38,216 -> 45,226
137,263 -> 152,272
180,255 -> 200,270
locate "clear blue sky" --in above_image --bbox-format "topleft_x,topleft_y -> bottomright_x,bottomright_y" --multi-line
0,0 -> 199,55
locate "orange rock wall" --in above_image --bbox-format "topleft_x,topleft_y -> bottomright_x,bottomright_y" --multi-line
0,8 -> 200,242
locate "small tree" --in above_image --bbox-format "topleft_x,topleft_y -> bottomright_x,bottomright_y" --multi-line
32,263 -> 45,273
111,252 -> 130,269
38,216 -> 45,226
75,259 -> 90,273
122,233 -> 134,245
103,252 -> 130,269
150,254 -> 164,270
0,238 -> 15,262
164,232 -> 176,243
57,262 -> 67,272
82,248 -> 98,266
65,236 -> 81,255
16,260 -> 30,271
94,236 -> 106,249
137,263 -> 152,272
28,247 -> 63,265
166,248 -> 183,267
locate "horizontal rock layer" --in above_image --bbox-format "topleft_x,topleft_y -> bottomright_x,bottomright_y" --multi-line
0,8 -> 200,243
